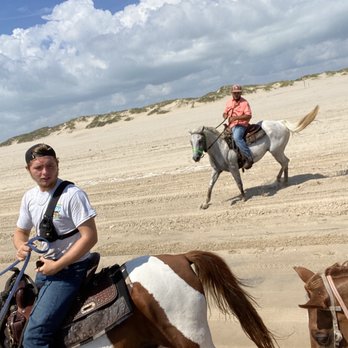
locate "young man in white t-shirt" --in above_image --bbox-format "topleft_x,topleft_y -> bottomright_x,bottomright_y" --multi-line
13,143 -> 98,347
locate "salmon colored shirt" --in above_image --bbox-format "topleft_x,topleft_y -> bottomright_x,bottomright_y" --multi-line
223,97 -> 252,128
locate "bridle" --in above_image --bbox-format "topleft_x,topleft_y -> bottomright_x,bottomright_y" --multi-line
191,125 -> 227,158
191,130 -> 207,159
321,274 -> 348,347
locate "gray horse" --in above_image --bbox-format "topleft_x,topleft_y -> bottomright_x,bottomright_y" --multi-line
190,105 -> 319,209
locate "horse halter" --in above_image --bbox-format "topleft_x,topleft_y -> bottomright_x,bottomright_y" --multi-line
321,274 -> 348,347
191,129 -> 207,159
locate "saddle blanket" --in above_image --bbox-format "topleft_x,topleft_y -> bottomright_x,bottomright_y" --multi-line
62,264 -> 133,347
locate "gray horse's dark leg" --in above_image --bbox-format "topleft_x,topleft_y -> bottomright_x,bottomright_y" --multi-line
276,166 -> 288,182
201,170 -> 221,209
284,167 -> 288,182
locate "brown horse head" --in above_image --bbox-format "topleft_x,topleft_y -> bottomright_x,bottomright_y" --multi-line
295,264 -> 348,348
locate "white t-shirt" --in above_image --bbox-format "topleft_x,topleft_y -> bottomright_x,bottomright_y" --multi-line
17,179 -> 97,261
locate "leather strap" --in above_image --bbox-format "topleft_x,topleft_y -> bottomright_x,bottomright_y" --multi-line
45,181 -> 74,216
43,181 -> 79,240
321,274 -> 343,346
327,275 -> 348,319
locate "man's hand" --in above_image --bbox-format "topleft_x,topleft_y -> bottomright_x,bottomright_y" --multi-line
16,243 -> 31,261
228,115 -> 238,123
36,256 -> 64,275
13,227 -> 31,261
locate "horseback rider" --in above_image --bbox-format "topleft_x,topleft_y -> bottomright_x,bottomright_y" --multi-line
12,143 -> 98,347
222,84 -> 253,169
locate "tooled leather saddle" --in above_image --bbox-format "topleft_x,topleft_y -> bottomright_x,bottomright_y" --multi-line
224,122 -> 265,168
224,122 -> 265,148
0,253 -> 133,348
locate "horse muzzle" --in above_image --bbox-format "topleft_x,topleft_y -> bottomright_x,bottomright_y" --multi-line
192,147 -> 204,162
312,330 -> 333,347
192,154 -> 202,162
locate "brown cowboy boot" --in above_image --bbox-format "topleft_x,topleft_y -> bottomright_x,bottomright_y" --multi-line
243,157 -> 253,170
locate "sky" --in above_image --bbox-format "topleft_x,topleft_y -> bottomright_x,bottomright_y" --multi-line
0,0 -> 347,142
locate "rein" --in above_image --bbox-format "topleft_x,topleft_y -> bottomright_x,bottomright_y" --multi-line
206,129 -> 226,152
321,274 -> 344,346
191,120 -> 227,158
0,236 -> 50,323
206,120 -> 229,151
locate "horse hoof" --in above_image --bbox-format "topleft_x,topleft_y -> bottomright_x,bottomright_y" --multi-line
239,195 -> 247,202
200,203 -> 209,209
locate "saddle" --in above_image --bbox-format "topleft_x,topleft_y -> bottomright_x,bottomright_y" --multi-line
244,123 -> 265,144
0,271 -> 38,348
0,253 -> 133,348
223,123 -> 265,168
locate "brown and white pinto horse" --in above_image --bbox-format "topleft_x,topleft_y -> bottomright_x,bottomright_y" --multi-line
84,250 -> 276,348
295,263 -> 348,348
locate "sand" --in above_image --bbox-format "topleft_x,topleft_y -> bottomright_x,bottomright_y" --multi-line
0,72 -> 347,347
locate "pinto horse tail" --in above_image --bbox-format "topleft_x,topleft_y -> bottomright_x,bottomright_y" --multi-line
282,105 -> 319,133
185,250 -> 277,348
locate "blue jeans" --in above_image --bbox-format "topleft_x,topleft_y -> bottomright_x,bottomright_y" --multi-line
23,259 -> 89,348
232,125 -> 252,160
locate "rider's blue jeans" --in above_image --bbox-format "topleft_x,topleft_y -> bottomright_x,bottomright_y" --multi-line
232,125 -> 253,160
23,259 -> 89,348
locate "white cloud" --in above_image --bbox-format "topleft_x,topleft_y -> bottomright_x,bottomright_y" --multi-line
0,0 -> 348,141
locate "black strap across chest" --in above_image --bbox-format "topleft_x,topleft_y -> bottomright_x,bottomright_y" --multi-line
46,181 -> 74,215
44,180 -> 79,240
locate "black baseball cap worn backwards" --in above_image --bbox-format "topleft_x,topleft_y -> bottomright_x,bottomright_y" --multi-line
25,144 -> 57,164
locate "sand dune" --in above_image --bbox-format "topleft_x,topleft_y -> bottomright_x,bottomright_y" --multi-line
0,72 -> 347,347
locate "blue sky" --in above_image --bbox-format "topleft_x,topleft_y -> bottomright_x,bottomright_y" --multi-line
0,0 -> 348,142
0,0 -> 138,34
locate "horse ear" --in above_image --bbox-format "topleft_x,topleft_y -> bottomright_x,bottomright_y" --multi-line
189,126 -> 205,134
294,266 -> 315,283
299,297 -> 326,309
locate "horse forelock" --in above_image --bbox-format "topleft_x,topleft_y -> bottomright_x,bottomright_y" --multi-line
325,262 -> 348,278
305,263 -> 348,293
190,126 -> 205,134
304,270 -> 348,309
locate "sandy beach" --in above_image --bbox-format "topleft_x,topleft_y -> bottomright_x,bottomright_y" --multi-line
0,72 -> 347,347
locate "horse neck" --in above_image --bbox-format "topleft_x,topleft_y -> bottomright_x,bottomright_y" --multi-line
203,127 -> 225,149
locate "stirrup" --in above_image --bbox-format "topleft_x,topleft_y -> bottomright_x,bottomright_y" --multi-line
243,159 -> 253,170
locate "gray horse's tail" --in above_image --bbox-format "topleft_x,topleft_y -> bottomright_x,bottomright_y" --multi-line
282,105 -> 319,133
